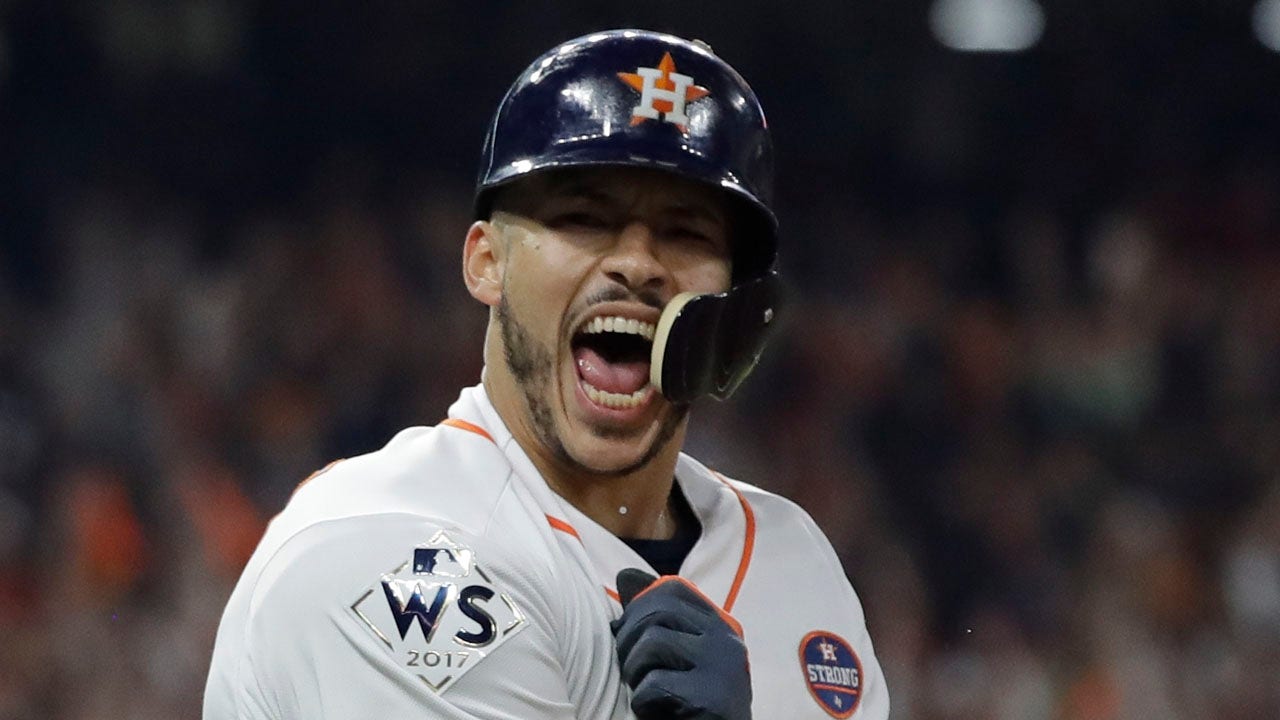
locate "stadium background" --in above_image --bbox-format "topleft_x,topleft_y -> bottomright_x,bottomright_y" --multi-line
2,1 -> 1278,717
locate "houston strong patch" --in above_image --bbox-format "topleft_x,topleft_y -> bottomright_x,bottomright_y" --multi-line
350,530 -> 527,693
799,630 -> 863,718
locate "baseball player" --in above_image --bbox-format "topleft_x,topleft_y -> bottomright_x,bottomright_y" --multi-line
204,30 -> 888,719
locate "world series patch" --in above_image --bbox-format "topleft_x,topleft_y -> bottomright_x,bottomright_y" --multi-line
799,631 -> 863,718
349,530 -> 527,694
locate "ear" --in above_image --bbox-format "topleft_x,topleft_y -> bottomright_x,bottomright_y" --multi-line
463,221 -> 503,307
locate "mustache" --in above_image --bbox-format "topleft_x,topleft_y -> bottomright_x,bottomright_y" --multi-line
581,285 -> 665,311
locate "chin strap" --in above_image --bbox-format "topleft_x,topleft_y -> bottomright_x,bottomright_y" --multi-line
650,272 -> 783,404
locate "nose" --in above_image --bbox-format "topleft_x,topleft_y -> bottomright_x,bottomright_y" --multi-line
601,222 -> 669,294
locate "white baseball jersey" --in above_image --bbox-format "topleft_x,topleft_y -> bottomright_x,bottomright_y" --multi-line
204,383 -> 889,719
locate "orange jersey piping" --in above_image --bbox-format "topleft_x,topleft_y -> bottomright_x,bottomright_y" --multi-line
440,417 -> 495,444
712,470 -> 756,614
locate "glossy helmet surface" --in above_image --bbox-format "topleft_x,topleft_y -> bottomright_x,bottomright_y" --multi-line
474,29 -> 777,283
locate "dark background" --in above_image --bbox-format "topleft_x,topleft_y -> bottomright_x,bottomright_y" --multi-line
2,1 -> 1278,718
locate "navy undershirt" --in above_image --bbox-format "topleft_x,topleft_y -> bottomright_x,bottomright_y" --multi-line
619,483 -> 702,576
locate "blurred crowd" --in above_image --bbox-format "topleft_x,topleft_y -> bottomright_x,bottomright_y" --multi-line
2,1 -> 1279,719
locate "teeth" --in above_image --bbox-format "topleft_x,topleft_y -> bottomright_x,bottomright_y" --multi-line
581,315 -> 656,341
583,382 -> 652,409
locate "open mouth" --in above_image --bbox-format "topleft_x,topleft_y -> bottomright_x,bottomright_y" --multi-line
571,315 -> 657,410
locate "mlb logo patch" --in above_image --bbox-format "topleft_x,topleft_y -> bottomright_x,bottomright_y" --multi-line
799,631 -> 863,718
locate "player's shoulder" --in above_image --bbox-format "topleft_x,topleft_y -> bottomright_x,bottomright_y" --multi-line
679,455 -> 834,551
248,510 -> 545,620
260,417 -> 558,572
227,510 -> 557,708
275,421 -> 513,538
237,421 -> 538,615
234,418 -> 562,659
718,472 -> 804,512
681,455 -> 819,523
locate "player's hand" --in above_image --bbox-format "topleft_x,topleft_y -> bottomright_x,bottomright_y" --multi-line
611,568 -> 752,720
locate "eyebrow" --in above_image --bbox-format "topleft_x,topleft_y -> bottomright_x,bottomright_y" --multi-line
545,181 -> 726,226
547,183 -> 616,207
664,203 -> 725,226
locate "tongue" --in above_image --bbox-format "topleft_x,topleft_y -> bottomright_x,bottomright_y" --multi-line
574,347 -> 650,395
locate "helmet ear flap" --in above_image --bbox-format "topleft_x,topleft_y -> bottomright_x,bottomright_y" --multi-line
650,273 -> 783,403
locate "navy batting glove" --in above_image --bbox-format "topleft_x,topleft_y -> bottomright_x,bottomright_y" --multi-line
611,568 -> 752,720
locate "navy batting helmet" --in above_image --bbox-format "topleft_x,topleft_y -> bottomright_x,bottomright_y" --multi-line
475,29 -> 782,403
475,29 -> 776,281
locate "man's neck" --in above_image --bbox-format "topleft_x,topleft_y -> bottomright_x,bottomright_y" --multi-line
483,373 -> 685,540
539,457 -> 682,540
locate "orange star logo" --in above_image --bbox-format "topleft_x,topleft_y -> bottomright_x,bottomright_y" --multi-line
617,52 -> 710,131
